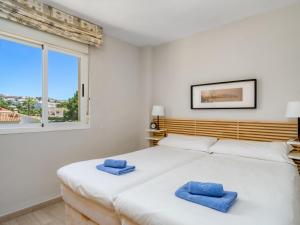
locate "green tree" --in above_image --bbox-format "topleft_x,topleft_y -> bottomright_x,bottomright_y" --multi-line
22,97 -> 36,115
0,97 -> 9,109
64,91 -> 78,121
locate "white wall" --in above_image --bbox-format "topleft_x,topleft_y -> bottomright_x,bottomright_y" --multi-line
0,35 -> 144,216
152,4 -> 300,121
139,47 -> 153,147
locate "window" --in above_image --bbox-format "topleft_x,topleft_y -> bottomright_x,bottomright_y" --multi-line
48,50 -> 79,123
0,34 -> 89,133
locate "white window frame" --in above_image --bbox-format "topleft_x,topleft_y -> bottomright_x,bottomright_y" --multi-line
0,32 -> 90,134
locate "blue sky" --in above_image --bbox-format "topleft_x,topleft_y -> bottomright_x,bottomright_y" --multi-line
0,38 -> 78,100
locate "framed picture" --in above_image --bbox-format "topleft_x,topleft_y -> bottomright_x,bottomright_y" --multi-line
191,79 -> 257,109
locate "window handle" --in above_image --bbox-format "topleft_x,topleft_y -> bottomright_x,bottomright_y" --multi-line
82,84 -> 85,97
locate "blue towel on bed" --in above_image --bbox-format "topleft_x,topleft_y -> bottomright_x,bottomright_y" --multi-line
175,183 -> 237,213
96,164 -> 135,175
187,181 -> 224,197
104,159 -> 127,168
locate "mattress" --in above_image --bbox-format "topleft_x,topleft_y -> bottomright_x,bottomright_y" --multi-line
57,146 -> 208,210
115,153 -> 300,225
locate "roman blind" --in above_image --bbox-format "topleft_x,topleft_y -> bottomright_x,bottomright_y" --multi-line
0,0 -> 103,47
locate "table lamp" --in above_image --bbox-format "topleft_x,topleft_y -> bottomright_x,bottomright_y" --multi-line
286,101 -> 300,140
152,105 -> 164,130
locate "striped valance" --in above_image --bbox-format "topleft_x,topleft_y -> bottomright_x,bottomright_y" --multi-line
0,0 -> 103,47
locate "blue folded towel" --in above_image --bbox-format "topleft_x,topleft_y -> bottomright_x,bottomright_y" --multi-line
104,159 -> 127,168
96,164 -> 135,175
187,181 -> 224,197
175,183 -> 237,213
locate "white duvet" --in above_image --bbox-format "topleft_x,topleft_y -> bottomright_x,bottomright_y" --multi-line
115,154 -> 300,225
57,146 -> 208,209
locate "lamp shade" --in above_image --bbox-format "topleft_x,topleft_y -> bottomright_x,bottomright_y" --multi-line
286,101 -> 300,118
152,105 -> 165,116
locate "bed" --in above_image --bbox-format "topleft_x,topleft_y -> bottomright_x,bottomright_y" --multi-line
57,145 -> 211,225
115,153 -> 300,225
58,118 -> 300,225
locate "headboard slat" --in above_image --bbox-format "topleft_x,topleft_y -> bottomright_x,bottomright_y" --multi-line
154,118 -> 299,151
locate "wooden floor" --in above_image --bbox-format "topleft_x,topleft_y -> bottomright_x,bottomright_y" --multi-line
0,202 -> 65,225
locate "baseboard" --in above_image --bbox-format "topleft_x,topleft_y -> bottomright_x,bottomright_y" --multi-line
0,196 -> 63,223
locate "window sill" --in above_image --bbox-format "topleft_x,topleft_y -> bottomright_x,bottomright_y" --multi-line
0,123 -> 90,135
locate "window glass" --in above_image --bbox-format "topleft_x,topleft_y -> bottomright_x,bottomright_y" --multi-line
0,38 -> 42,125
48,50 -> 79,123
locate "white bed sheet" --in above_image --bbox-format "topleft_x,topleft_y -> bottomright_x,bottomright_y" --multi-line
115,154 -> 300,225
57,146 -> 208,210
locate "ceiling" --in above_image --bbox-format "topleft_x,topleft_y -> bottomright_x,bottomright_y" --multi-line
44,0 -> 299,46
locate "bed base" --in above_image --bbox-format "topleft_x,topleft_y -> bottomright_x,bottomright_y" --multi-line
61,184 -> 121,225
65,203 -> 99,225
64,203 -> 140,225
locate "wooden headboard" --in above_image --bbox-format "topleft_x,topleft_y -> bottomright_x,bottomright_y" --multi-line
155,118 -> 300,152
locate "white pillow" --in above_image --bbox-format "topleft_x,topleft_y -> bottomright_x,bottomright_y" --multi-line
158,134 -> 217,153
209,139 -> 293,163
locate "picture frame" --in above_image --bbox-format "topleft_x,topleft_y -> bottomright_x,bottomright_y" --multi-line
191,79 -> 257,109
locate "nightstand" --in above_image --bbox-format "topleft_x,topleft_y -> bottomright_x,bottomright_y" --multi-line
287,139 -> 300,174
288,151 -> 300,174
145,129 -> 167,146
